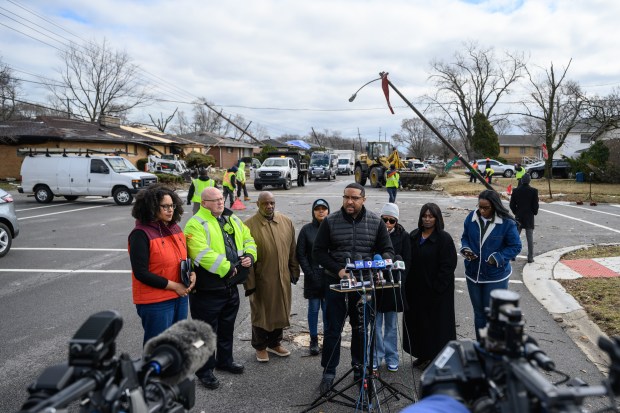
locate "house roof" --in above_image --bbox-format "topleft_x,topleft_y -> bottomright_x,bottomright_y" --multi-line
181,131 -> 258,149
498,134 -> 545,147
0,117 -> 188,147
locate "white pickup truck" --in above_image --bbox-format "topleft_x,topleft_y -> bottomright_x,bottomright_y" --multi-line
253,153 -> 308,190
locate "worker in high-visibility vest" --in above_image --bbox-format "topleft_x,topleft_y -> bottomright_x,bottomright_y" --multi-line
385,164 -> 400,203
187,167 -> 217,214
222,165 -> 238,208
236,161 -> 250,201
485,162 -> 495,184
515,163 -> 526,186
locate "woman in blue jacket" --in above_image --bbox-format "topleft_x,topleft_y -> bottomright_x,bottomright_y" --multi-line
460,190 -> 521,339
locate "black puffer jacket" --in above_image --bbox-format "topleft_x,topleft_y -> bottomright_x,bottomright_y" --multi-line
296,199 -> 330,299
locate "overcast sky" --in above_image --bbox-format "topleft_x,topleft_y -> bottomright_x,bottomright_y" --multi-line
2,0 -> 619,141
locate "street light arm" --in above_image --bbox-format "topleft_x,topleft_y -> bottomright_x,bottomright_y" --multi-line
348,77 -> 382,102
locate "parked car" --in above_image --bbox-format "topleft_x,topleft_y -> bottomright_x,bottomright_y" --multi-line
0,188 -> 20,258
466,159 -> 515,178
526,159 -> 571,179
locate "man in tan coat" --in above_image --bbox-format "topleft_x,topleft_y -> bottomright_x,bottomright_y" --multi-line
244,191 -> 300,362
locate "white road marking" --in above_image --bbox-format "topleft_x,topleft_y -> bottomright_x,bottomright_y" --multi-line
539,208 -> 620,234
559,204 -> 620,218
15,198 -> 106,212
17,204 -> 111,220
10,248 -> 126,252
455,277 -> 523,284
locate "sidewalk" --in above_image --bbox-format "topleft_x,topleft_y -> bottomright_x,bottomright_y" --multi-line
523,244 -> 620,373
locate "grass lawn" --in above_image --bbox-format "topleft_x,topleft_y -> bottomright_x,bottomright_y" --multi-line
432,169 -> 620,203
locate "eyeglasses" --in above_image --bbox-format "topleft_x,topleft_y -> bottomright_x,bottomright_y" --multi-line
160,204 -> 176,211
478,204 -> 492,211
343,195 -> 364,202
203,198 -> 224,203
382,217 -> 397,224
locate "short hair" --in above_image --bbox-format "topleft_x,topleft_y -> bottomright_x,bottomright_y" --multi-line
344,182 -> 365,197
131,183 -> 184,224
417,202 -> 445,231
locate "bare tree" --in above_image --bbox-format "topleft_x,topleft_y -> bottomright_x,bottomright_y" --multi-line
49,38 -> 151,122
427,41 -> 526,158
517,59 -> 585,197
149,108 -> 178,133
582,87 -> 620,139
0,59 -> 19,120
392,118 -> 434,159
191,99 -> 232,135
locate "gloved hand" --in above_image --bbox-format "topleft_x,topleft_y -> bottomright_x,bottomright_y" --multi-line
245,288 -> 256,297
291,274 -> 299,285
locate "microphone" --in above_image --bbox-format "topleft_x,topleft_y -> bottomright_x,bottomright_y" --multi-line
353,254 -> 365,281
143,319 -> 217,385
343,252 -> 356,278
372,254 -> 386,283
393,255 -> 406,283
382,252 -> 394,283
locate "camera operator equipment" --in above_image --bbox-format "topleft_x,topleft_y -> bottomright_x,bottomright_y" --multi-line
419,289 -> 620,413
18,311 -> 216,413
304,256 -> 412,412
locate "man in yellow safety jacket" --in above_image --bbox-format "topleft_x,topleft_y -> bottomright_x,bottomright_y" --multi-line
184,186 -> 257,390
385,164 -> 400,203
236,161 -> 250,201
187,167 -> 216,214
515,163 -> 526,186
222,165 -> 237,208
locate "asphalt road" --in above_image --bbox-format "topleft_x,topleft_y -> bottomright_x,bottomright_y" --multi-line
1,177 -> 619,412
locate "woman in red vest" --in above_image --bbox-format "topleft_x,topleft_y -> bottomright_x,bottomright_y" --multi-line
129,184 -> 196,344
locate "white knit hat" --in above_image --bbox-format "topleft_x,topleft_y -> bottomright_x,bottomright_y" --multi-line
380,203 -> 399,219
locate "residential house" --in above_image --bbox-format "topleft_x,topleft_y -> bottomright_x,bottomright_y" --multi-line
181,131 -> 258,168
0,116 -> 193,179
498,135 -> 545,164
556,121 -> 620,159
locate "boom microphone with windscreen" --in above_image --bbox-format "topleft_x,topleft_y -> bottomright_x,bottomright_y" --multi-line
143,319 -> 216,385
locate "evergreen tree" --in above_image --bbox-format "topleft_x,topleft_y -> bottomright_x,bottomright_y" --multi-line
472,112 -> 499,158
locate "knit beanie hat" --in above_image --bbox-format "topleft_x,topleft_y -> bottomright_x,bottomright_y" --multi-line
521,173 -> 531,185
380,203 -> 399,219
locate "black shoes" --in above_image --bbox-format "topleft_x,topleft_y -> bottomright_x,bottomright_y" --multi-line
309,336 -> 320,356
197,370 -> 220,390
319,377 -> 334,395
216,361 -> 245,374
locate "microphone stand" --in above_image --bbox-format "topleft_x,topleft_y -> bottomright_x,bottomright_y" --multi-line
302,267 -> 413,412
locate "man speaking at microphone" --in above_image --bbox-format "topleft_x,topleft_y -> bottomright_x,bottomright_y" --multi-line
313,183 -> 394,394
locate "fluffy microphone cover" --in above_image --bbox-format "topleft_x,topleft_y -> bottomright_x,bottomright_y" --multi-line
143,319 -> 216,385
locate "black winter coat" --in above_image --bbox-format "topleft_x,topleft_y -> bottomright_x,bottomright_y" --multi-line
403,228 -> 457,361
375,224 -> 411,313
296,219 -> 324,299
509,184 -> 539,229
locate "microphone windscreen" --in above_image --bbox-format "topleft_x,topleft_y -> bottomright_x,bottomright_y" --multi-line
373,254 -> 382,261
394,255 -> 403,261
353,253 -> 363,262
143,319 -> 216,385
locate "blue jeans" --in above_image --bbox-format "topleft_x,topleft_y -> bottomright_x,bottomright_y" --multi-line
466,278 -> 509,340
136,296 -> 188,345
386,187 -> 397,203
374,311 -> 398,368
307,298 -> 326,337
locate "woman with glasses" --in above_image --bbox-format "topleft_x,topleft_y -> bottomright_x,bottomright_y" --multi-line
128,184 -> 195,344
461,190 -> 521,340
403,203 -> 457,369
374,203 -> 411,372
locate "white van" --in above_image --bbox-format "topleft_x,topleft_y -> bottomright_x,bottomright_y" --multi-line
18,155 -> 158,205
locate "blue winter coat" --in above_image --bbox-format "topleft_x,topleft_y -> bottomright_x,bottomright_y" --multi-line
460,210 -> 521,283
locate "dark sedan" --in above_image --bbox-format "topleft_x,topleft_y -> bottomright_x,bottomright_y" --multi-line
526,160 -> 571,179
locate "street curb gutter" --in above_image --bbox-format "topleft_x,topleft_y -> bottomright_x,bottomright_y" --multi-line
523,245 -> 610,374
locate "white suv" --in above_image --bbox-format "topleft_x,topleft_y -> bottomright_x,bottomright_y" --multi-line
470,159 -> 515,178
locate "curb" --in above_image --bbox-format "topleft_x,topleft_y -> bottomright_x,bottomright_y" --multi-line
522,245 -> 611,373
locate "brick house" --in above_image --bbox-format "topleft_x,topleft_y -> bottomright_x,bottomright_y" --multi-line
0,116 -> 194,179
180,131 -> 258,168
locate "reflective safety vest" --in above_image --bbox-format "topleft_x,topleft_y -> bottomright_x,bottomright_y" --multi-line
236,161 -> 246,184
515,167 -> 526,180
223,171 -> 235,190
191,178 -> 215,203
485,167 -> 495,176
386,170 -> 400,188
184,208 -> 257,281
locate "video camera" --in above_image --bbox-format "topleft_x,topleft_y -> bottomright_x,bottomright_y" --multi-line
18,310 -> 215,413
420,289 -> 620,412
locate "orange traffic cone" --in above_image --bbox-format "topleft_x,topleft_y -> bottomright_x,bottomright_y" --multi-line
506,184 -> 512,195
231,197 -> 246,210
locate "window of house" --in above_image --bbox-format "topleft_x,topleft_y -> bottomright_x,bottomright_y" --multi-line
227,147 -> 233,153
520,147 -> 526,154
580,134 -> 592,144
503,147 -> 510,154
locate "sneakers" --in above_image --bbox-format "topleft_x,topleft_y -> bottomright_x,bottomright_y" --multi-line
309,336 -> 320,356
267,345 -> 291,357
244,197 -> 251,201
256,349 -> 269,362
319,376 -> 334,395
387,364 -> 399,372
